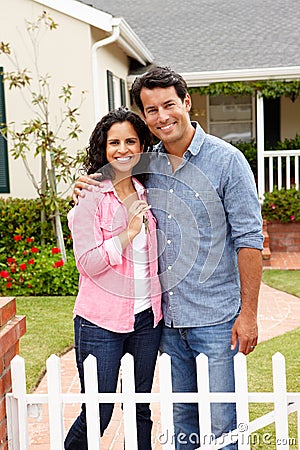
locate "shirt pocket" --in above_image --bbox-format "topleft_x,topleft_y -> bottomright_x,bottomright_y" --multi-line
97,215 -> 125,240
180,189 -> 222,228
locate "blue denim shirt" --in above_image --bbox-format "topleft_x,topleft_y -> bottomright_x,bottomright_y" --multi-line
145,122 -> 263,327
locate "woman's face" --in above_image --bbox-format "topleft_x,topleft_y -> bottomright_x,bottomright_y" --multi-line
106,121 -> 143,178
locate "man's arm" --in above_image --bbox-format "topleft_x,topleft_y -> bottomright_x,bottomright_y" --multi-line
72,174 -> 102,204
231,247 -> 262,355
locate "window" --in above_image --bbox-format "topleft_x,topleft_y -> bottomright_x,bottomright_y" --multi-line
106,70 -> 127,111
208,95 -> 255,143
0,67 -> 9,193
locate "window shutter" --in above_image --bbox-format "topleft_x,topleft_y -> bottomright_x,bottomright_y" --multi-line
107,70 -> 115,111
120,78 -> 126,107
0,68 -> 9,193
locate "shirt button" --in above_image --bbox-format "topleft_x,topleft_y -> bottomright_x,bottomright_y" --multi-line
168,265 -> 172,270
169,291 -> 174,296
167,239 -> 171,245
169,189 -> 174,193
168,214 -> 172,219
195,192 -> 199,197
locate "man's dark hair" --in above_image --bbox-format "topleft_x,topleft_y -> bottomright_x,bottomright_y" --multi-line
131,66 -> 188,113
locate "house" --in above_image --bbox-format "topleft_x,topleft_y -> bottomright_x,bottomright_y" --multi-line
80,0 -> 300,198
1,0 -> 300,199
0,0 -> 153,198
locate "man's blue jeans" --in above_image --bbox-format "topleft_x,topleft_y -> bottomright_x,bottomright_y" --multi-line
64,308 -> 162,450
159,316 -> 239,450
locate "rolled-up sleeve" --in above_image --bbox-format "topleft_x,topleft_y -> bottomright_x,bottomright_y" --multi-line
223,151 -> 264,252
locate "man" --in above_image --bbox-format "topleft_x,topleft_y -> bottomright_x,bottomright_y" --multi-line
73,66 -> 263,449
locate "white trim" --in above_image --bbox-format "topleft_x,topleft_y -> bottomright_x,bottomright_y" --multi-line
181,66 -> 300,87
116,18 -> 154,65
128,66 -> 300,87
33,0 -> 113,31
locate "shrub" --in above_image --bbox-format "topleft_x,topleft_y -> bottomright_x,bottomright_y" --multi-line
261,187 -> 300,223
0,197 -> 73,263
0,235 -> 78,296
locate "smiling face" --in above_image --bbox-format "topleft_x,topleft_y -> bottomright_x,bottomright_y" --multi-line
106,121 -> 143,179
140,85 -> 195,153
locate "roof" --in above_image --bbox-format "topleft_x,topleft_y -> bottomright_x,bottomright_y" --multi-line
33,0 -> 154,66
78,0 -> 300,80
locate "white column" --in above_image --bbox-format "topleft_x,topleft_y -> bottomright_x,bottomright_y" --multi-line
256,92 -> 265,201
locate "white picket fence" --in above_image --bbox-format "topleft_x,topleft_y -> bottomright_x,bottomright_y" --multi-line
6,352 -> 300,450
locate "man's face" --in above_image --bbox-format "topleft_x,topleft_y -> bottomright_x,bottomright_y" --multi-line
140,86 -> 192,146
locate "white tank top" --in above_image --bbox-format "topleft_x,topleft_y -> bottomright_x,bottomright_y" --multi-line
132,223 -> 151,314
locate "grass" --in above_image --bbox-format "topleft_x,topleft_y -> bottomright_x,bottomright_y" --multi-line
262,270 -> 300,298
247,327 -> 300,449
16,296 -> 75,392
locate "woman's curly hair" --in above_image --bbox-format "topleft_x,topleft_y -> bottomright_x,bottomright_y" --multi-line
82,107 -> 152,182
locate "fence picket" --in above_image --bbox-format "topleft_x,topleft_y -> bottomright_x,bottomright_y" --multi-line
158,353 -> 175,450
273,352 -> 289,449
84,354 -> 101,449
47,354 -> 64,450
121,353 -> 138,450
11,354 -> 29,449
234,353 -> 250,450
196,353 -> 212,449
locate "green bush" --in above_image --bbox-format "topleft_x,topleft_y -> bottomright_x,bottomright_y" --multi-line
0,236 -> 78,296
234,140 -> 257,177
0,197 -> 78,296
261,187 -> 300,223
0,197 -> 73,263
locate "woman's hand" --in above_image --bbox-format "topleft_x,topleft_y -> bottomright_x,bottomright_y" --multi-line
127,200 -> 151,239
72,173 -> 102,205
117,200 -> 151,250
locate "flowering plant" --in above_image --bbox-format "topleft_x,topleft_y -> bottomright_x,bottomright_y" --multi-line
261,187 -> 300,223
0,235 -> 78,296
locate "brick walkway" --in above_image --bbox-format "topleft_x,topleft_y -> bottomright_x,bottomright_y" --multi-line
27,252 -> 300,449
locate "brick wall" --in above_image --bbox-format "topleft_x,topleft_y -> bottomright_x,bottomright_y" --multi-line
0,298 -> 26,449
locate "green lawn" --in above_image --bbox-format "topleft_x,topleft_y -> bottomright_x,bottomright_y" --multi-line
262,270 -> 300,298
16,296 -> 75,392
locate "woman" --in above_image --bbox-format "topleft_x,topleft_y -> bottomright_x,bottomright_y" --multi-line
64,108 -> 163,450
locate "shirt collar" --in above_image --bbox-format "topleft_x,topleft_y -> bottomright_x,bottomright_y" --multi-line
99,177 -> 145,195
154,121 -> 205,157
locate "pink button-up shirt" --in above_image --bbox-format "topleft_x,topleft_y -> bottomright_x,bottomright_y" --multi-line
68,178 -> 162,333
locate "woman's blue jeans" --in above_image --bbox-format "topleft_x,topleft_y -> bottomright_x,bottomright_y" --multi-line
64,308 -> 162,450
159,315 -> 239,450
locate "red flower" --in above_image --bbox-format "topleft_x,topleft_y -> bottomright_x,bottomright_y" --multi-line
7,257 -> 16,264
0,270 -> 9,278
271,204 -> 276,210
52,259 -> 64,268
290,215 -> 295,221
31,247 -> 39,253
28,258 -> 35,265
28,284 -> 33,288
51,247 -> 61,254
6,282 -> 12,288
11,267 -> 17,273
19,263 -> 27,271
23,250 -> 28,255
13,235 -> 22,241
26,237 -> 34,243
